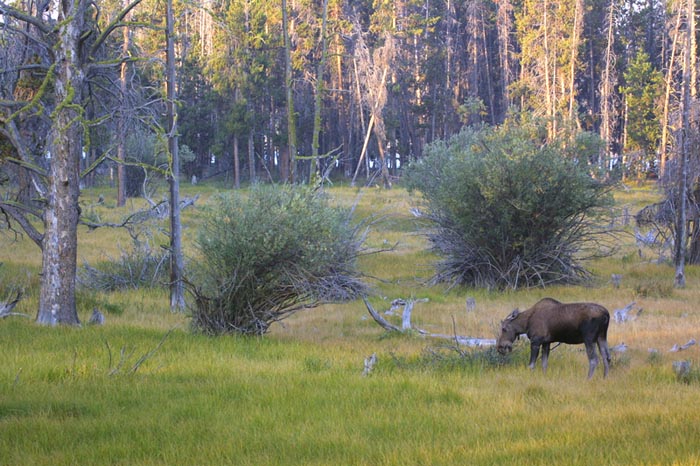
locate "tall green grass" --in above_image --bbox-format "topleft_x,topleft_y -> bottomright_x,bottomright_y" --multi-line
2,182 -> 700,465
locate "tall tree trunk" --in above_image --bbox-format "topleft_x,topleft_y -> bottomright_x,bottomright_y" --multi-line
568,0 -> 583,122
233,134 -> 240,189
600,0 -> 617,168
691,0 -> 697,98
36,0 -> 86,325
480,7 -> 496,123
543,0 -> 555,138
310,0 -> 329,182
352,56 -> 367,181
660,5 -> 683,178
331,3 -> 350,177
282,0 -> 296,183
166,0 -> 185,310
248,131 -> 256,183
117,11 -> 130,207
674,0 -> 692,288
444,0 -> 456,132
496,0 -> 514,116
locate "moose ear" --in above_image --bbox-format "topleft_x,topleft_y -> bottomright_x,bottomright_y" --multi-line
506,309 -> 520,321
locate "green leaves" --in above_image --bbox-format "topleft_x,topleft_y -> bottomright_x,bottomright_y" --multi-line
405,121 -> 614,289
189,185 -> 367,335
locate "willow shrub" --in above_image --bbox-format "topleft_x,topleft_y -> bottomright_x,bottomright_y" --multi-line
405,122 -> 615,289
188,185 -> 368,335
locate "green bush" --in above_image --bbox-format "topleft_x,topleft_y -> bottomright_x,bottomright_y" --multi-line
405,121 -> 614,289
188,185 -> 368,335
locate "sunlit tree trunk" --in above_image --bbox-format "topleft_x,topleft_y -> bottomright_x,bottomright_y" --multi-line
496,0 -> 514,112
660,4 -> 683,178
543,0 -> 555,137
568,0 -> 583,123
600,0 -> 617,168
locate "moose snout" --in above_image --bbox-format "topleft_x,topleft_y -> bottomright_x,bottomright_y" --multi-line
497,342 -> 512,355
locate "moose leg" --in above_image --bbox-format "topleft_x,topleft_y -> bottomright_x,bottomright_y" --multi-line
541,343 -> 551,374
528,342 -> 541,371
585,341 -> 599,379
598,337 -> 610,378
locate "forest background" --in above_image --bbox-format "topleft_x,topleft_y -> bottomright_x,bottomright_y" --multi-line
4,0 -> 695,189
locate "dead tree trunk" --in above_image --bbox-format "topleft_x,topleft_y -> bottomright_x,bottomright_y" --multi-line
36,0 -> 87,325
166,0 -> 185,310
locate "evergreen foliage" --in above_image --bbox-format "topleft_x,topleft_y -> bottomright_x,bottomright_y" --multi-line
405,122 -> 615,289
620,50 -> 663,176
188,185 -> 368,335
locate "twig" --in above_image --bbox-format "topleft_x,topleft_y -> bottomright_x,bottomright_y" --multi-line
130,327 -> 176,374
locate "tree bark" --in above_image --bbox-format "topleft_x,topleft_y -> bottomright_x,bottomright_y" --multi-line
37,1 -> 86,325
660,5 -> 683,178
248,132 -> 256,183
600,0 -> 617,168
166,0 -> 185,310
674,0 -> 691,289
568,0 -> 583,123
117,9 -> 130,207
282,0 -> 296,183
309,0 -> 329,182
233,134 -> 240,189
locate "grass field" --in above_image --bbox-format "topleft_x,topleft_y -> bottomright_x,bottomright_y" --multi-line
2,181 -> 700,465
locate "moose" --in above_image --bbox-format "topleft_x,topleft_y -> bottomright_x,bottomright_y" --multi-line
496,298 -> 611,379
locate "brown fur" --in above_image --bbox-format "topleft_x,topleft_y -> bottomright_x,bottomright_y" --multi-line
497,298 -> 611,379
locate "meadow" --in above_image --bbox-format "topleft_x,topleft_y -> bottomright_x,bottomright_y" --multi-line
2,181 -> 700,465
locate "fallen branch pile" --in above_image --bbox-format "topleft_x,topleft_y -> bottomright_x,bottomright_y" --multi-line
362,296 -> 496,347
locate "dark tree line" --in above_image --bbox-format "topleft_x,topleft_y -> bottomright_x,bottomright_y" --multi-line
165,0 -> 695,186
4,0 -> 696,190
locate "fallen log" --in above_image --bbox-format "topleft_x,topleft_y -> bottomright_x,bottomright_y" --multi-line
0,290 -> 28,319
362,296 -> 496,348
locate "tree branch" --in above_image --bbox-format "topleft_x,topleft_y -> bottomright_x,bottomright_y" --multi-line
0,1 -> 52,35
90,0 -> 146,55
0,201 -> 44,247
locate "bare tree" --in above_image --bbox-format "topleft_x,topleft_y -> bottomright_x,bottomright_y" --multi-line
660,3 -> 683,178
116,5 -> 132,207
166,0 -> 185,310
674,0 -> 692,288
0,0 -> 144,325
599,0 -> 618,168
350,22 -> 394,189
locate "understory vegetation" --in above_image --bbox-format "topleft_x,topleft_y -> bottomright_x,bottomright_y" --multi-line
2,182 -> 700,465
405,123 -> 616,289
187,186 -> 369,335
